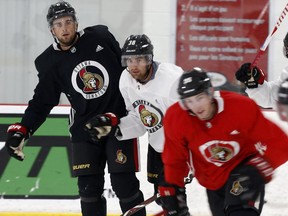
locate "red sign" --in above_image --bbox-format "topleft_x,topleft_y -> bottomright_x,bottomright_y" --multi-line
176,0 -> 269,84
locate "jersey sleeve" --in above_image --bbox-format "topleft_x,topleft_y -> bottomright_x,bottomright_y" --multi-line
117,114 -> 147,140
117,71 -> 146,140
21,51 -> 62,133
245,66 -> 288,109
163,77 -> 180,108
159,63 -> 183,108
162,105 -> 189,187
101,26 -> 123,67
88,25 -> 123,68
241,100 -> 288,168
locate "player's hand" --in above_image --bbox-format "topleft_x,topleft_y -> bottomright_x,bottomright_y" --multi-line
235,63 -> 266,88
246,155 -> 274,183
5,123 -> 30,161
158,186 -> 190,216
85,112 -> 120,141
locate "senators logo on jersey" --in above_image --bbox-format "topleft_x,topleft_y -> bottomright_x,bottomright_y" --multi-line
230,180 -> 244,196
71,60 -> 109,99
115,150 -> 127,164
199,140 -> 240,166
79,68 -> 104,93
132,100 -> 164,134
139,105 -> 159,127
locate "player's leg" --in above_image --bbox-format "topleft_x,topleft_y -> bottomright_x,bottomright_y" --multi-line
206,187 -> 226,216
147,144 -> 165,205
147,144 -> 190,215
72,141 -> 107,216
78,174 -> 106,216
107,136 -> 146,215
110,172 -> 145,215
224,165 -> 265,216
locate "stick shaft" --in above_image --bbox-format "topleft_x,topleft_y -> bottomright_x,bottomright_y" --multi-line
121,194 -> 160,216
251,2 -> 288,67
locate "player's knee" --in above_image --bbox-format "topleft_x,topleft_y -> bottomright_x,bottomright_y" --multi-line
110,172 -> 140,199
224,165 -> 265,216
110,172 -> 146,215
78,174 -> 104,199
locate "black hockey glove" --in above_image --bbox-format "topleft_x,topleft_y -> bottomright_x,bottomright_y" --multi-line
5,123 -> 30,161
85,112 -> 120,141
246,155 -> 274,183
283,32 -> 288,58
158,186 -> 190,216
235,63 -> 266,88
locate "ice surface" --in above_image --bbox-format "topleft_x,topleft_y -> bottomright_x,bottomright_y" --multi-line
0,110 -> 288,215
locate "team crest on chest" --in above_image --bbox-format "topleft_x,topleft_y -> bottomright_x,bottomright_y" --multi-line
132,100 -> 163,133
71,60 -> 109,99
199,140 -> 240,166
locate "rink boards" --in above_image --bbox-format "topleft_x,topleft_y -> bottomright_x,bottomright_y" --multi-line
0,105 -> 287,216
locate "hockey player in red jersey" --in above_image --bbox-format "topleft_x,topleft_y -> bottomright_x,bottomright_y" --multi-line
159,68 -> 288,216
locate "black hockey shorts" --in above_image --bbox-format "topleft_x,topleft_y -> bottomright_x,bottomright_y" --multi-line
72,136 -> 140,176
147,144 -> 165,185
206,164 -> 265,216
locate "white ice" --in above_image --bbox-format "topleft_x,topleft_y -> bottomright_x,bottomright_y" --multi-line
0,110 -> 288,215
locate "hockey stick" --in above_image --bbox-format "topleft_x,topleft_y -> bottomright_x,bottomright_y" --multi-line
121,171 -> 194,216
246,2 -> 288,86
153,211 -> 164,216
250,2 -> 288,68
121,193 -> 160,216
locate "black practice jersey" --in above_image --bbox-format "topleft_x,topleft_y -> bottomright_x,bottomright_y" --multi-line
21,25 -> 126,142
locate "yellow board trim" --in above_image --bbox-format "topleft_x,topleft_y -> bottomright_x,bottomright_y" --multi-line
0,214 -> 165,216
0,214 -> 119,216
0,214 -> 81,216
0,213 -> 159,216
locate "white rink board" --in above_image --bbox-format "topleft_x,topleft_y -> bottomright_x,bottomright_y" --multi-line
0,107 -> 288,215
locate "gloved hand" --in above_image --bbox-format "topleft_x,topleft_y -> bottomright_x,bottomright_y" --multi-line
235,63 -> 266,88
283,32 -> 288,58
246,155 -> 274,183
5,123 -> 30,161
84,112 -> 120,141
158,186 -> 190,216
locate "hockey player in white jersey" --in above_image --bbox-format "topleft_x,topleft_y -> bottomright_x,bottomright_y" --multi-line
277,78 -> 288,121
85,34 -> 191,215
235,32 -> 288,109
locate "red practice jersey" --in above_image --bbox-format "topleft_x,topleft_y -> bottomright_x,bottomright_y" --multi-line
162,91 -> 288,190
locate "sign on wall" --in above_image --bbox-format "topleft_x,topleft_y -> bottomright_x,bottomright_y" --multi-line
176,0 -> 269,85
0,107 -> 117,200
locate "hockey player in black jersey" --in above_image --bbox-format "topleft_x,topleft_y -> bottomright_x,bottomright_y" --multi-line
4,2 -> 145,216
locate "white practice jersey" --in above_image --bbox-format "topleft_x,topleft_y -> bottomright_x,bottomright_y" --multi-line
245,65 -> 288,109
117,62 -> 183,152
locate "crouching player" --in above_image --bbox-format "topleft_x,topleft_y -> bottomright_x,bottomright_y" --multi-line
159,68 -> 288,216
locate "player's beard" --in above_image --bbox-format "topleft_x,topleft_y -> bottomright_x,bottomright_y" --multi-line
136,65 -> 153,84
58,33 -> 78,50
